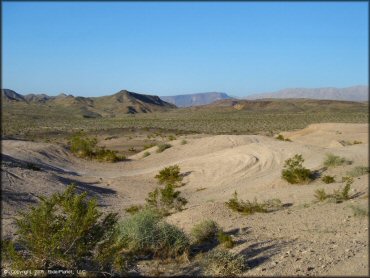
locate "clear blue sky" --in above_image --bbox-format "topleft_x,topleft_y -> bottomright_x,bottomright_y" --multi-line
3,2 -> 368,97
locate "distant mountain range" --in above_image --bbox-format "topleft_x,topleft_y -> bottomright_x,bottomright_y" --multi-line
160,92 -> 232,107
200,98 -> 368,113
245,86 -> 368,102
2,89 -> 175,118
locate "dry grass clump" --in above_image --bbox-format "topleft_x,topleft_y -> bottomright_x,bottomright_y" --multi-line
200,249 -> 247,276
346,166 -> 369,177
225,191 -> 282,215
276,134 -> 292,142
119,209 -> 189,259
125,205 -> 144,215
142,151 -> 151,158
321,175 -> 335,184
281,154 -> 312,184
314,177 -> 353,203
191,220 -> 219,244
323,153 -> 351,168
156,143 -> 172,153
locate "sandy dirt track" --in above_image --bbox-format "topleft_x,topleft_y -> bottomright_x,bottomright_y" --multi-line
2,123 -> 368,276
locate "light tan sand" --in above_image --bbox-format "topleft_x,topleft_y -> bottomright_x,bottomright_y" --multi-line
2,123 -> 368,276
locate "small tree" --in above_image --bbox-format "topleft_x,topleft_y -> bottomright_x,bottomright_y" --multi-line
281,154 -> 312,184
2,185 -> 126,274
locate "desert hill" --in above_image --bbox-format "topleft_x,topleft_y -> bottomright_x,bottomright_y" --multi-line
160,92 -> 232,107
192,98 -> 368,113
245,85 -> 368,102
1,89 -> 176,117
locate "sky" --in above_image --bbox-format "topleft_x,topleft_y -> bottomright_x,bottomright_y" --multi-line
2,2 -> 369,97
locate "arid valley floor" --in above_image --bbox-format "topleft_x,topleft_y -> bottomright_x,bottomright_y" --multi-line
2,123 -> 368,276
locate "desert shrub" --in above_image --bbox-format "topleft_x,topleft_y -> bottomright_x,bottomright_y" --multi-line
143,151 -> 150,158
217,231 -> 234,249
350,205 -> 368,217
281,154 -> 312,184
1,185 -> 125,274
322,175 -> 335,184
70,132 -> 124,162
225,191 -> 282,215
315,177 -> 353,203
314,189 -> 328,202
125,205 -> 143,215
276,134 -> 291,142
156,143 -> 172,153
128,147 -> 136,152
227,192 -> 283,215
323,153 -> 351,168
181,139 -> 188,145
191,220 -> 219,244
145,184 -> 187,215
69,132 -> 97,158
346,166 -> 369,177
143,143 -> 155,150
353,140 -> 362,144
95,148 -> 125,162
26,162 -> 40,171
200,249 -> 247,276
168,135 -> 176,141
155,165 -> 183,187
119,209 -> 189,258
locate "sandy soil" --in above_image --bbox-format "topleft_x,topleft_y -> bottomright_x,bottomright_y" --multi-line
2,123 -> 368,276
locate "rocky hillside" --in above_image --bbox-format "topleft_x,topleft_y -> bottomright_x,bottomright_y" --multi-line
1,89 -> 176,117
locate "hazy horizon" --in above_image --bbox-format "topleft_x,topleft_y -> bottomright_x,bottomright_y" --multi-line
3,2 -> 368,97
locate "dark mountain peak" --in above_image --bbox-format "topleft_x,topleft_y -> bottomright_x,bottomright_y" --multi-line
2,89 -> 26,102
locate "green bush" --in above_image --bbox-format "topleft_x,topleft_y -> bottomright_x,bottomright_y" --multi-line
200,249 -> 247,276
70,132 -> 97,158
145,184 -> 187,215
217,231 -> 235,249
119,209 -> 189,259
156,143 -> 172,153
1,185 -> 125,274
225,191 -> 282,215
323,153 -> 351,168
225,192 -> 267,215
281,154 -> 312,184
69,132 -> 124,162
143,151 -> 150,158
191,220 -> 219,244
168,135 -> 176,141
322,175 -> 335,184
346,166 -> 369,177
143,143 -> 155,150
155,165 -> 183,187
